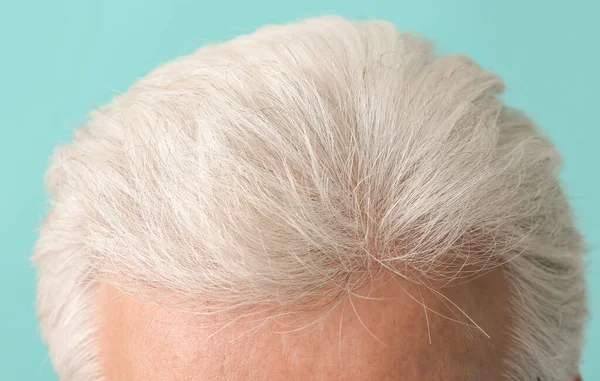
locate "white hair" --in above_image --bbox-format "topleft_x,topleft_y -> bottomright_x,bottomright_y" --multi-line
33,16 -> 587,381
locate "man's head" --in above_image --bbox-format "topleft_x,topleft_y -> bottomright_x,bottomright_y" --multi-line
34,16 -> 587,380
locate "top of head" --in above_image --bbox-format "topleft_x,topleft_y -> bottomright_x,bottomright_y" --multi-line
34,16 -> 587,381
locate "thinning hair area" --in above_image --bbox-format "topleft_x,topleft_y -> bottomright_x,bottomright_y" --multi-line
33,16 -> 587,381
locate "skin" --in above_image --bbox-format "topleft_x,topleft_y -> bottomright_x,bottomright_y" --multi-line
96,269 -> 528,381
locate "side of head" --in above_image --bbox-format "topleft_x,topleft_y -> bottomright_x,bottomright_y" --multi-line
33,16 -> 587,381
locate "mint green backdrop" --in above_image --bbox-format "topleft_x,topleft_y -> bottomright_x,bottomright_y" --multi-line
1,0 -> 598,379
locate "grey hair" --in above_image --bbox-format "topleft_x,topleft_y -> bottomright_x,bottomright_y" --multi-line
33,16 -> 587,381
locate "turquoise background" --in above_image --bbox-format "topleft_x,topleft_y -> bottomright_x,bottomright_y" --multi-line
1,0 -> 598,379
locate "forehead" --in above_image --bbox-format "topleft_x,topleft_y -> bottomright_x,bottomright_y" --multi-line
97,270 -> 510,381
